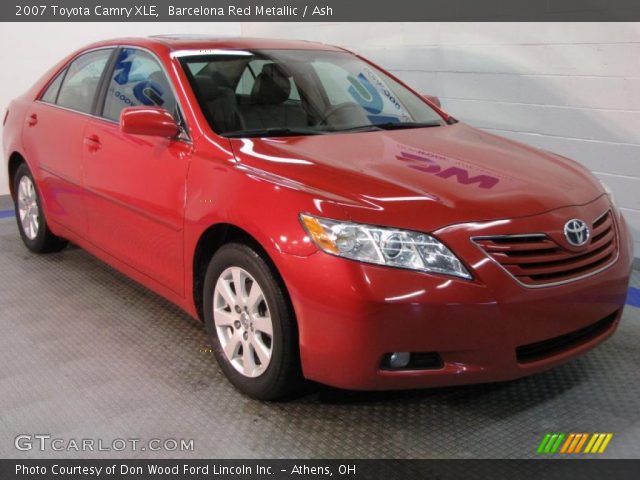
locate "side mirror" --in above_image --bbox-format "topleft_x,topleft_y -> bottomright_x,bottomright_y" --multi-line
120,106 -> 180,138
423,95 -> 441,108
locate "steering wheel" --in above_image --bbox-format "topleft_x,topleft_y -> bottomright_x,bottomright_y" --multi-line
315,102 -> 364,126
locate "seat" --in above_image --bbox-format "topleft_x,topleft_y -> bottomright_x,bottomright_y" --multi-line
239,63 -> 307,130
194,73 -> 242,133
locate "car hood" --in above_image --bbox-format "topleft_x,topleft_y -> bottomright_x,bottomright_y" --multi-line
229,123 -> 604,232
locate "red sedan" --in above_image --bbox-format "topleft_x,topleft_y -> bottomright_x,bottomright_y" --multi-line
2,36 -> 634,399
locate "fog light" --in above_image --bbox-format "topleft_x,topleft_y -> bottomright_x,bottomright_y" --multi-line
389,352 -> 411,368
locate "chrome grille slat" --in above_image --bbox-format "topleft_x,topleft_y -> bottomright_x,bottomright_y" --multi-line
472,210 -> 618,287
506,242 -> 615,277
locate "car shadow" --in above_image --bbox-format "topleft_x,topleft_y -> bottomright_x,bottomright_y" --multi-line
300,358 -> 590,414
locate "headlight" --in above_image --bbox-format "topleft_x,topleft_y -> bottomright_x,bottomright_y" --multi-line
599,180 -> 617,208
300,214 -> 471,279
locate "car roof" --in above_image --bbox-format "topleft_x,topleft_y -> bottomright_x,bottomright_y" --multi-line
85,35 -> 346,53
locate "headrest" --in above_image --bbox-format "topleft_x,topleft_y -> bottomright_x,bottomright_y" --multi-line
194,75 -> 217,101
250,63 -> 291,105
194,73 -> 232,101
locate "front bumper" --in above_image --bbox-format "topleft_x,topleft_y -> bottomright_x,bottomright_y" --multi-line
275,197 -> 634,390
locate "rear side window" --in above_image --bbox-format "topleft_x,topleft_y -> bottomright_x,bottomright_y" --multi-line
56,49 -> 113,114
102,48 -> 177,122
40,69 -> 66,104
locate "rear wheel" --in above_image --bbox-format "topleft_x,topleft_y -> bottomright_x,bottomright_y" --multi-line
203,243 -> 303,400
13,163 -> 67,253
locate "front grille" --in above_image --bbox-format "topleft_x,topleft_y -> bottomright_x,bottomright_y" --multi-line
516,311 -> 618,363
474,210 -> 617,287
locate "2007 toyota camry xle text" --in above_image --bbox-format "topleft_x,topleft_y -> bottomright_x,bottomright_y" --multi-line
2,36 -> 633,399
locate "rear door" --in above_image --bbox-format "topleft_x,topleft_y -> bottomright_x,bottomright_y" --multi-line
22,48 -> 114,237
82,47 -> 192,295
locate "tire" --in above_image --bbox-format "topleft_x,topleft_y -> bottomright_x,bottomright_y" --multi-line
203,243 -> 303,400
13,163 -> 67,253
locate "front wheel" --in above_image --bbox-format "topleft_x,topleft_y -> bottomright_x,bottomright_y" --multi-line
203,243 -> 303,400
13,163 -> 67,253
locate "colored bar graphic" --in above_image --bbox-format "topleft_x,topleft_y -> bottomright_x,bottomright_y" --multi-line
584,433 -> 599,453
598,434 -> 613,453
566,433 -> 583,453
545,433 -> 559,453
560,433 -> 575,453
537,433 -> 565,454
538,433 -> 613,454
574,433 -> 589,453
591,434 -> 606,453
537,434 -> 552,454
550,433 -> 565,453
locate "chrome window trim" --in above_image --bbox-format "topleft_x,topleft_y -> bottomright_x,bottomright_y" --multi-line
170,49 -> 253,58
35,44 -> 192,143
34,100 -> 118,125
470,209 -> 619,289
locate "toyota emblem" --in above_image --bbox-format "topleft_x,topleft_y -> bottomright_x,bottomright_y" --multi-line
564,219 -> 590,247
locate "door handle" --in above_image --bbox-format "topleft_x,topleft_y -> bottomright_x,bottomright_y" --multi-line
27,113 -> 37,127
84,134 -> 102,152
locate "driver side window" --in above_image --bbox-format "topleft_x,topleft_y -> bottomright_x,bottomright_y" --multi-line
102,48 -> 177,122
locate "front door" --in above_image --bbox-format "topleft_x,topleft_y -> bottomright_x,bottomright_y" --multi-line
82,48 -> 192,295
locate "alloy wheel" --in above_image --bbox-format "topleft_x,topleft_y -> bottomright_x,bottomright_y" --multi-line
17,176 -> 39,240
213,266 -> 274,378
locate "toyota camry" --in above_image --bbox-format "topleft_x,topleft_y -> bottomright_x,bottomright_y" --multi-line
2,36 -> 633,399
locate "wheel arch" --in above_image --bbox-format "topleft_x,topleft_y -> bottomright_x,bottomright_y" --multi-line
7,151 -> 27,199
191,222 -> 296,326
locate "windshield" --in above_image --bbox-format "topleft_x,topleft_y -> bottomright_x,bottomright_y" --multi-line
178,49 -> 446,137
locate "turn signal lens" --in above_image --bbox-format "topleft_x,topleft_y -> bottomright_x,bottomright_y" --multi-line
300,214 -> 339,254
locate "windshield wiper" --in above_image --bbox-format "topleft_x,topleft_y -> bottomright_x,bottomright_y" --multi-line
330,121 -> 442,133
224,127 -> 329,138
223,121 -> 442,138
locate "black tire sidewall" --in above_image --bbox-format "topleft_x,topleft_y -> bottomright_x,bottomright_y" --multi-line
203,243 -> 298,400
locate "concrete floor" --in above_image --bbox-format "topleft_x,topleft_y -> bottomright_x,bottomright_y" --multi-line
0,205 -> 639,459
